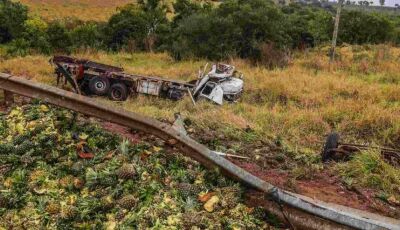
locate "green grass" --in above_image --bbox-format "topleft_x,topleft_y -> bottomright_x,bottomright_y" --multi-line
337,150 -> 400,199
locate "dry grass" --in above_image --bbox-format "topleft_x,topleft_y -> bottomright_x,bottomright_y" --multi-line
1,45 -> 399,151
15,0 -> 132,21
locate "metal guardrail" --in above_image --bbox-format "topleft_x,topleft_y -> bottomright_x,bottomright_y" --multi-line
1,73 -> 399,230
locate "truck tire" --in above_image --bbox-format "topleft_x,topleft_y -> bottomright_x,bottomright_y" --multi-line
109,83 -> 128,101
322,132 -> 340,163
167,88 -> 184,101
89,76 -> 110,96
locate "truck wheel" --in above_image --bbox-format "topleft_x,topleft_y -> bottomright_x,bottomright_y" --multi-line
167,88 -> 184,101
322,132 -> 340,163
89,76 -> 110,96
109,83 -> 128,101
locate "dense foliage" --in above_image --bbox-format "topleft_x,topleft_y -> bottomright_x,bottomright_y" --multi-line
1,0 -> 399,64
0,103 -> 269,229
0,0 -> 28,43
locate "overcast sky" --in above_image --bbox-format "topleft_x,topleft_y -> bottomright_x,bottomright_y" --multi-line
343,0 -> 400,6
373,0 -> 398,6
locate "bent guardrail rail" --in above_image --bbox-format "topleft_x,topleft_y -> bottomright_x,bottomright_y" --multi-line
1,73 -> 399,230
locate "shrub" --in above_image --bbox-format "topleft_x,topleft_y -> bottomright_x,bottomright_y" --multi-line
0,0 -> 28,43
169,0 -> 289,61
282,4 -> 333,48
46,21 -> 72,53
70,23 -> 105,50
6,38 -> 30,56
339,11 -> 394,44
105,1 -> 168,52
23,16 -> 51,54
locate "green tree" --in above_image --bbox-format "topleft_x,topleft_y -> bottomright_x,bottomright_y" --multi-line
106,1 -> 168,52
70,23 -> 104,50
47,21 -> 72,53
170,0 -> 289,60
339,11 -> 394,44
0,0 -> 28,43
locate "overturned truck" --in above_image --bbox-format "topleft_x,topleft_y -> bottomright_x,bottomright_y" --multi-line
50,56 -> 244,105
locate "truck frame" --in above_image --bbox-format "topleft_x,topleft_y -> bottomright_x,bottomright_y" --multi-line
51,56 -> 244,105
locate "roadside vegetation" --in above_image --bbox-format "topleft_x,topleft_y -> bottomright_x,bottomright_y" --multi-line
1,0 -> 400,218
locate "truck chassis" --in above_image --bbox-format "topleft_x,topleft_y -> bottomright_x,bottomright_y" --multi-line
51,56 -> 244,104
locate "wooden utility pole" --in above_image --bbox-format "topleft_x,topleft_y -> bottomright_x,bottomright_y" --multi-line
330,0 -> 344,62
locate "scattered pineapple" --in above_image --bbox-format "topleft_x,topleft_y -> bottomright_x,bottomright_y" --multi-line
176,183 -> 201,197
0,104 -> 269,229
117,164 -> 136,180
46,201 -> 61,215
118,195 -> 138,210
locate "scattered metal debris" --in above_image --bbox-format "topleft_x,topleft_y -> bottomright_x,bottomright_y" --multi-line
322,132 -> 400,166
50,56 -> 244,105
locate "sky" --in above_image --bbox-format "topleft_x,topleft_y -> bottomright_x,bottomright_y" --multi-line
346,0 -> 399,6
373,0 -> 398,6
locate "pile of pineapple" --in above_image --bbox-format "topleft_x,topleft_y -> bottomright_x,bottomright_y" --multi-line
0,101 -> 269,229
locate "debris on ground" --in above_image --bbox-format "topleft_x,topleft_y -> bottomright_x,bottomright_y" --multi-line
0,103 -> 270,229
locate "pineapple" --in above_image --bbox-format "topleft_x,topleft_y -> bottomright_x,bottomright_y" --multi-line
46,201 -> 60,215
71,161 -> 85,175
73,178 -> 85,189
118,195 -> 138,210
59,175 -> 74,189
100,195 -> 115,210
0,194 -> 8,208
117,164 -> 136,180
93,188 -> 110,198
115,210 -> 127,221
220,186 -> 242,209
60,205 -> 77,220
13,133 -> 31,146
14,141 -> 35,155
20,153 -> 34,166
176,183 -> 201,198
0,143 -> 14,154
0,164 -> 12,175
31,124 -> 47,136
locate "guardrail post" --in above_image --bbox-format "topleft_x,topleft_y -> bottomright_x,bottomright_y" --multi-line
4,90 -> 14,107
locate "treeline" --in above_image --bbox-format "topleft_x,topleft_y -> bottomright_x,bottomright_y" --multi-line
1,0 -> 399,67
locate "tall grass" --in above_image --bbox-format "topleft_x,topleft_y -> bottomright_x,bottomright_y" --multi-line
337,150 -> 400,198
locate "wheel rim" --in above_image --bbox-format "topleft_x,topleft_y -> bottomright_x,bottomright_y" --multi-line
112,89 -> 122,99
95,81 -> 105,91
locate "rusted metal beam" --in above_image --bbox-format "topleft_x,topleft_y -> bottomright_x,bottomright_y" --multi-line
0,73 -> 399,230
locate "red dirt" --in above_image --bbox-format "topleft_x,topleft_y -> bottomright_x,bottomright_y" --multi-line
102,122 -> 142,144
231,159 -> 400,218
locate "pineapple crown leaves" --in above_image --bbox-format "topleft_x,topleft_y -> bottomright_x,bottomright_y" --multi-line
118,139 -> 131,155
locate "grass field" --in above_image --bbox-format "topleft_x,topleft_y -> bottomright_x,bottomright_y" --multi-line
1,45 -> 400,211
16,0 -> 132,21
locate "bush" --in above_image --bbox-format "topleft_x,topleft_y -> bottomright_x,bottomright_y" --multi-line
169,0 -> 289,61
23,17 -> 51,54
339,11 -> 394,44
46,21 -> 72,53
6,38 -> 30,56
283,4 -> 333,48
0,0 -> 28,43
105,1 -> 168,52
70,23 -> 105,50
